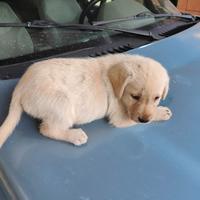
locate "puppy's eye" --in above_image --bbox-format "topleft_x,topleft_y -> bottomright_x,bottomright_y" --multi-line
154,96 -> 160,101
131,94 -> 140,100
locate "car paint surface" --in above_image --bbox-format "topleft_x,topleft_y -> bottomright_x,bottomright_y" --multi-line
0,22 -> 200,200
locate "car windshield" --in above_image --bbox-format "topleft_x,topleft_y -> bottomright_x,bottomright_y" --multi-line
0,0 -> 190,62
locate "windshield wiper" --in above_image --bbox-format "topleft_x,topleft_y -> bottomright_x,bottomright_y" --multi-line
93,11 -> 197,26
0,20 -> 162,40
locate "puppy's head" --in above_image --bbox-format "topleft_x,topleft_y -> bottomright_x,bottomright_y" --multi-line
108,55 -> 169,123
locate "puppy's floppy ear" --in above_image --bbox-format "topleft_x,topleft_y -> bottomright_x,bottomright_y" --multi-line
162,75 -> 169,100
108,62 -> 133,98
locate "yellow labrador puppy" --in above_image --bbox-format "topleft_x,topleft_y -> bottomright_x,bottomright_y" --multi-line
0,54 -> 172,147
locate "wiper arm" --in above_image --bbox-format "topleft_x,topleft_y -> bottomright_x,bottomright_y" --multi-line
93,11 -> 197,26
0,20 -> 161,40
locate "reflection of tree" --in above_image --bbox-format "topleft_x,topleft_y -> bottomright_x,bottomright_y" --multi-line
153,0 -> 172,7
136,0 -> 179,14
152,0 -> 178,12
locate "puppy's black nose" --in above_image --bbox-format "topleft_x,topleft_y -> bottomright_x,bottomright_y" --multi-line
138,117 -> 149,123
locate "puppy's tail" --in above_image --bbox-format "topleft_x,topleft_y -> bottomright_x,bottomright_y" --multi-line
0,92 -> 22,148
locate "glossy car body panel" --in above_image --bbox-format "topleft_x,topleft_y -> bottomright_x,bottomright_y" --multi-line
0,23 -> 200,200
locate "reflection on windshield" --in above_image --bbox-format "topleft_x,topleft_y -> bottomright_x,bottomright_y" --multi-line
0,0 -> 179,60
31,29 -> 108,50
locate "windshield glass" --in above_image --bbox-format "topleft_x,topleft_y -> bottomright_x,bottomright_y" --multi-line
0,0 -> 180,61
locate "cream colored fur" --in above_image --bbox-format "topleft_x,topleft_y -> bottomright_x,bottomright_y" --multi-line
0,54 -> 172,148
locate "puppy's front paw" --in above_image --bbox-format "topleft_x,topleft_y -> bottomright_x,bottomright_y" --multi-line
155,106 -> 172,121
66,129 -> 88,146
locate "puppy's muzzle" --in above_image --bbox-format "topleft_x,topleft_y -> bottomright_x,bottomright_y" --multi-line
138,117 -> 149,123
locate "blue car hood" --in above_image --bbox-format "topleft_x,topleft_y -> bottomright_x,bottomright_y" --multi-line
1,23 -> 200,200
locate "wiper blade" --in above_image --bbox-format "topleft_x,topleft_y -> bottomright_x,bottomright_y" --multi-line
0,20 -> 161,40
153,13 -> 196,20
0,20 -> 63,28
93,11 -> 197,26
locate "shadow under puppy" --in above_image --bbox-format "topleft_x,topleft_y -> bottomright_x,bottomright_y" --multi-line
0,54 -> 172,147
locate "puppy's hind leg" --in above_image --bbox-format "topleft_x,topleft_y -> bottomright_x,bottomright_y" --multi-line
39,121 -> 88,146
